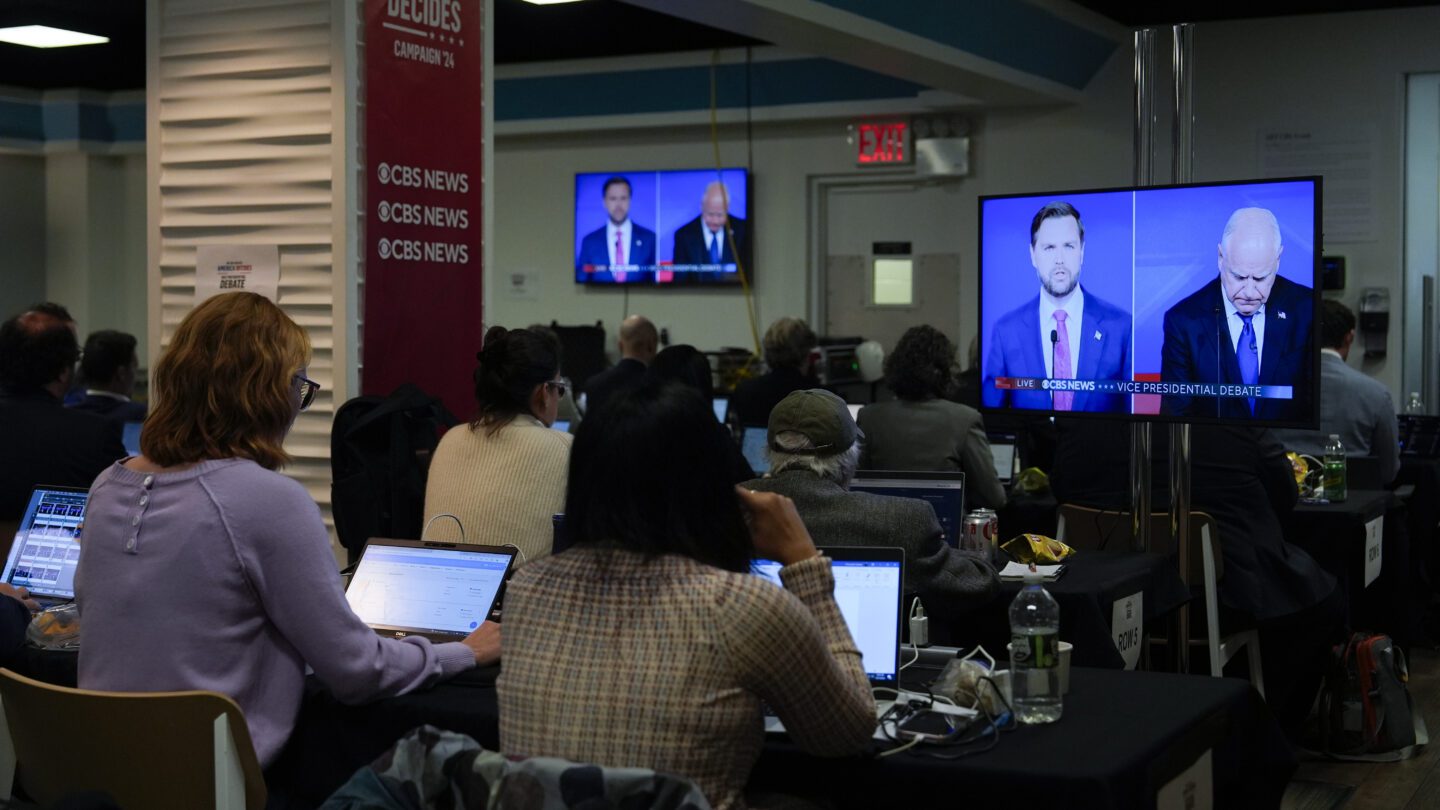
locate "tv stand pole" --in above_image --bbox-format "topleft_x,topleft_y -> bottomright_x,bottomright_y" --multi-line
1169,23 -> 1196,677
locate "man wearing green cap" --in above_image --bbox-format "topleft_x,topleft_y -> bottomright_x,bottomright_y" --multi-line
742,389 -> 998,615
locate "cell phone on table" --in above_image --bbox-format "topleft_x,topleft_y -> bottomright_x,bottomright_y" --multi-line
896,709 -> 970,741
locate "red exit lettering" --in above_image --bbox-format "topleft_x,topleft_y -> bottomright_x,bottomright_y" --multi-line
856,122 -> 908,165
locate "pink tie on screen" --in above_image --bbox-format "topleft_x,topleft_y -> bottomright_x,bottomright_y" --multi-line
1053,310 -> 1073,411
614,231 -> 625,266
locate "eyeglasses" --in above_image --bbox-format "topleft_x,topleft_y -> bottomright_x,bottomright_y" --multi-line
294,374 -> 321,411
545,377 -> 571,399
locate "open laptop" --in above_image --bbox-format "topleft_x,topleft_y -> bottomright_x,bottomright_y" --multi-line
987,433 -> 1019,485
851,471 -> 966,547
122,421 -> 144,456
345,539 -> 517,642
713,396 -> 729,424
741,426 -> 770,474
847,403 -> 864,422
1,486 -> 89,606
552,419 -> 571,433
754,546 -> 950,732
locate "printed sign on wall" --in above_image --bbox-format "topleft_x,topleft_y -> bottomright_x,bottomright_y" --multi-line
195,245 -> 280,303
364,0 -> 484,419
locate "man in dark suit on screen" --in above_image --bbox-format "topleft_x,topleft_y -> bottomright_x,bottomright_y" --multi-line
671,181 -> 748,271
576,176 -> 656,282
982,201 -> 1132,413
1160,207 -> 1314,421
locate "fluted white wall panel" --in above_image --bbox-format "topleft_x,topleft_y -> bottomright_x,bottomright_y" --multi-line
148,0 -> 358,556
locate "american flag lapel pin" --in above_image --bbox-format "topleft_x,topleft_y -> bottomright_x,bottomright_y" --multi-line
1278,311 -> 1286,319
1094,330 -> 1102,341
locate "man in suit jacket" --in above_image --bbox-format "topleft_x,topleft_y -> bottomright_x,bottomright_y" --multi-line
70,329 -> 147,424
576,176 -> 657,282
982,201 -> 1132,413
743,389 -> 998,617
671,181 -> 748,271
0,304 -> 125,524
1161,207 -> 1314,421
1273,300 -> 1399,483
583,315 -> 657,418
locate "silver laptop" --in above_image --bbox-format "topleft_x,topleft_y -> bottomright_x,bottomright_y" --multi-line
987,433 -> 1019,485
2,486 -> 89,605
345,538 -> 517,642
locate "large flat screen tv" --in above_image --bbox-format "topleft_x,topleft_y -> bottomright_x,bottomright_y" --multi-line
979,176 -> 1321,429
574,168 -> 751,286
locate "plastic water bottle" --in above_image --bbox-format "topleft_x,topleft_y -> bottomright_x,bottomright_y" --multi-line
1009,572 -> 1062,724
1323,434 -> 1347,502
1406,392 -> 1425,415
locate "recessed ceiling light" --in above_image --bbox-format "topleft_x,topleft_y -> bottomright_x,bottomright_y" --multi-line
520,0 -> 587,5
0,25 -> 109,49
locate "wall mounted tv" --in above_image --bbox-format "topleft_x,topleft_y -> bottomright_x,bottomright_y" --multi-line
574,168 -> 751,286
979,176 -> 1321,429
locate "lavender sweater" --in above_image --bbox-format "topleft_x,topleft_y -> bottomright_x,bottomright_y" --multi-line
76,459 -> 475,765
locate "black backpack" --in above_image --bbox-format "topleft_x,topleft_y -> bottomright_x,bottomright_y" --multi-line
331,384 -> 457,563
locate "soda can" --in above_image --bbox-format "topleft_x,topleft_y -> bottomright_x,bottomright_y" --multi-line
960,511 -> 991,554
965,509 -> 1000,560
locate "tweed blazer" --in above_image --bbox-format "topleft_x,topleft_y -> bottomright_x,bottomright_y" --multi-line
744,469 -> 999,617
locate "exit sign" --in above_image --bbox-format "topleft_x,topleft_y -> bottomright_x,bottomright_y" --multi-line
854,121 -> 911,166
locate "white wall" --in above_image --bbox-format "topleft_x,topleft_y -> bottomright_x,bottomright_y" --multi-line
1193,5 -> 1440,399
488,50 -> 1134,360
0,155 -> 47,320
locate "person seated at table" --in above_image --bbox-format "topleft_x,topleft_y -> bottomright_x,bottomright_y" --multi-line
76,292 -> 498,770
649,343 -> 754,482
858,325 -> 1008,510
1272,300 -> 1399,486
743,389 -> 997,615
498,382 -> 875,810
423,325 -> 571,560
731,316 -> 821,427
1050,417 -> 1342,738
69,329 -> 148,424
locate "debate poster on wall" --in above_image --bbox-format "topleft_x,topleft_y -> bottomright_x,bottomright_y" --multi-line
364,0 -> 483,419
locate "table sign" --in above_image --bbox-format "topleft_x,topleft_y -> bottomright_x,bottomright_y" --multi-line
195,245 -> 280,303
1363,516 -> 1383,587
1111,591 -> 1143,670
1157,749 -> 1213,810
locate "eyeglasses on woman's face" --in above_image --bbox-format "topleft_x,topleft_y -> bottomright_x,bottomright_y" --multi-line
544,377 -> 570,399
294,374 -> 321,411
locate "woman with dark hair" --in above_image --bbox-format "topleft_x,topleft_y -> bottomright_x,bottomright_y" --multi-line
77,292 -> 497,771
498,381 -> 874,810
858,324 -> 1008,509
424,325 -> 570,560
648,344 -> 755,482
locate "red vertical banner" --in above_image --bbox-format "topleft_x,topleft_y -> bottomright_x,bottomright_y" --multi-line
363,0 -> 484,420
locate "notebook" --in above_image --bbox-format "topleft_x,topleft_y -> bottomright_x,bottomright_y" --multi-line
345,539 -> 517,642
1,486 -> 89,603
851,471 -> 966,547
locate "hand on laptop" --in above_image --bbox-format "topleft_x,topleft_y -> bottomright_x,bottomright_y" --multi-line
736,487 -> 820,567
462,620 -> 501,666
0,584 -> 39,612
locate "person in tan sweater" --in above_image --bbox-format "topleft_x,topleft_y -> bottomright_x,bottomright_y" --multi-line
498,381 -> 875,810
423,326 -> 571,562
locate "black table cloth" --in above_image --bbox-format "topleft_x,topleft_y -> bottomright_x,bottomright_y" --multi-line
933,551 -> 1189,668
278,664 -> 1293,810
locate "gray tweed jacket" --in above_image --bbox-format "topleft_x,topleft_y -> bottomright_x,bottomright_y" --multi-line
743,468 -> 999,617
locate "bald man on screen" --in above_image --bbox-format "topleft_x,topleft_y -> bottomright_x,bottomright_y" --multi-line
672,181 -> 748,270
1160,207 -> 1315,421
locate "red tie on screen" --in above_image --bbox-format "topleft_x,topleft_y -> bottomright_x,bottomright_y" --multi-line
1053,310 -> 1073,411
614,231 -> 625,266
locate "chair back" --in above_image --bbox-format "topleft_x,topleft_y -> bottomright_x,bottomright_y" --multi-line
1055,504 -> 1224,583
0,668 -> 266,809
